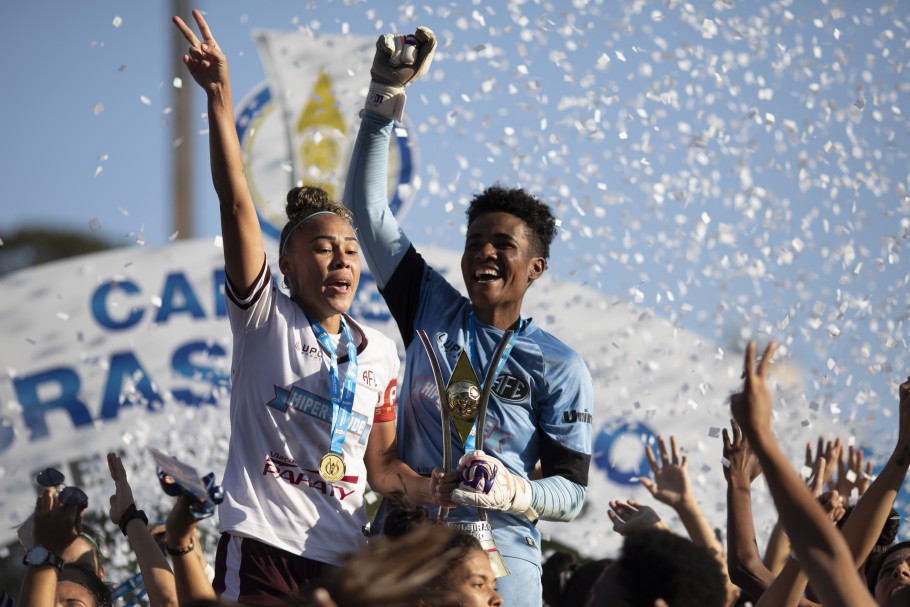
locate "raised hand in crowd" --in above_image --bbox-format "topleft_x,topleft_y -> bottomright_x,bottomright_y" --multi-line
108,452 -> 177,607
640,434 -> 740,606
165,494 -> 216,605
730,340 -> 881,607
19,488 -> 110,607
830,443 -> 873,501
607,499 -> 668,536
723,417 -> 775,600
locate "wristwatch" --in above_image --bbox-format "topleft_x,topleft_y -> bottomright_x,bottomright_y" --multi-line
23,545 -> 64,571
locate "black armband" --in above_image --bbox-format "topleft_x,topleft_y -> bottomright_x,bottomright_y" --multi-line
118,502 -> 149,536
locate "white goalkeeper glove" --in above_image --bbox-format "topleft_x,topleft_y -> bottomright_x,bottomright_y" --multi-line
451,450 -> 538,522
364,26 -> 437,121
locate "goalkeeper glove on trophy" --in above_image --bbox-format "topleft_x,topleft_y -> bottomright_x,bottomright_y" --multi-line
452,450 -> 539,522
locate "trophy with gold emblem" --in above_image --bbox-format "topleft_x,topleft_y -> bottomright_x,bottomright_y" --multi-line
416,329 -> 514,578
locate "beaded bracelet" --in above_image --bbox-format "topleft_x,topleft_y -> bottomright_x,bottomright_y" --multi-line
165,538 -> 195,557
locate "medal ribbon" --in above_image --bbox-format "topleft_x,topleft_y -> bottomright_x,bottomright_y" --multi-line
307,313 -> 359,457
464,309 -> 524,451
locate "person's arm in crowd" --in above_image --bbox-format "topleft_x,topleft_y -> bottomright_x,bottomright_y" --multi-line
173,9 -> 264,293
762,521 -> 791,575
165,495 -> 216,604
837,375 -> 910,565
607,499 -> 669,535
755,488 -> 844,607
641,436 -> 723,555
763,437 -> 840,574
731,340 -> 877,607
18,488 -> 80,607
755,558 -> 817,607
108,452 -> 178,607
640,435 -> 740,606
723,418 -> 779,600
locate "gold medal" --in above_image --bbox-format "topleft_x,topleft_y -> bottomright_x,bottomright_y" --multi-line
319,453 -> 346,482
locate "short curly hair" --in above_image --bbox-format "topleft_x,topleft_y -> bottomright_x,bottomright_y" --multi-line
612,530 -> 726,607
465,185 -> 557,260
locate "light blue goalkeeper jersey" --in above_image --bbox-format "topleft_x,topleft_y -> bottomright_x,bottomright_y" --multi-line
344,110 -> 594,573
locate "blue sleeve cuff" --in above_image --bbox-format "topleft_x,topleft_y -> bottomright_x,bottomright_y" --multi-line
529,475 -> 586,522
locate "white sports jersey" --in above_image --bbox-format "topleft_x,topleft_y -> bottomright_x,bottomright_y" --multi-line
220,260 -> 399,566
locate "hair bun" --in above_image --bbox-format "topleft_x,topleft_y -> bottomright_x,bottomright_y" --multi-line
286,186 -> 331,218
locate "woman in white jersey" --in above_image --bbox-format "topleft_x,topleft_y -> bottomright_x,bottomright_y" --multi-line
173,10 -> 433,604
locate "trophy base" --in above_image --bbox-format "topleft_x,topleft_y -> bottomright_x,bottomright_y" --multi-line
447,520 -> 511,578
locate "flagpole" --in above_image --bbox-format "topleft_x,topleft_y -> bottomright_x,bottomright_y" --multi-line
172,0 -> 194,240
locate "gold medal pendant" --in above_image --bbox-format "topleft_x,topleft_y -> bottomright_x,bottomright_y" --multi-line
319,453 -> 346,482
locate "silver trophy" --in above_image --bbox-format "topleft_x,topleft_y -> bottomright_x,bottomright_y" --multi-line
417,328 -> 513,578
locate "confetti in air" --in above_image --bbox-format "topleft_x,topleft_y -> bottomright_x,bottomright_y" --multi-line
2,0 -> 909,572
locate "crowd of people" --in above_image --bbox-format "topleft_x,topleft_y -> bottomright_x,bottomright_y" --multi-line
7,9 -> 910,607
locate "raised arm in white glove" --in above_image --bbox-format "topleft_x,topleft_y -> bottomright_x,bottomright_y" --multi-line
451,450 -> 539,521
364,27 -> 437,121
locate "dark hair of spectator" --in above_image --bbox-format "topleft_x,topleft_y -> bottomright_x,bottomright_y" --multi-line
382,498 -> 431,539
422,531 -> 486,600
542,551 -> 612,607
465,185 -> 557,260
59,562 -> 112,607
614,529 -> 727,607
314,524 -> 480,607
866,538 -> 910,594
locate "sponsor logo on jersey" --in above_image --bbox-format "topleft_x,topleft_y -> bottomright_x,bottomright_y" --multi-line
265,385 -> 372,443
414,375 -> 441,410
562,409 -> 593,424
296,342 -> 323,359
361,369 -> 378,388
262,454 -> 357,500
383,378 -> 397,408
435,332 -> 465,361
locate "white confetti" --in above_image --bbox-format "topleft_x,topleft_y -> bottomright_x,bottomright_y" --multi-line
112,15 -> 122,27
173,77 -> 183,89
93,103 -> 104,116
140,95 -> 151,106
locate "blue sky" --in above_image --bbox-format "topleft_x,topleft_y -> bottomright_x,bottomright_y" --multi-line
1,0 -> 909,462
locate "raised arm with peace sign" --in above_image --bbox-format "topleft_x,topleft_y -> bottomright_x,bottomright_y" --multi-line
171,9 -> 264,294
